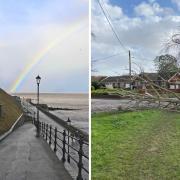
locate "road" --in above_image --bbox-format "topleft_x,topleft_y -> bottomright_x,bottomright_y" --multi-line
92,98 -> 135,113
0,123 -> 72,180
91,98 -> 164,113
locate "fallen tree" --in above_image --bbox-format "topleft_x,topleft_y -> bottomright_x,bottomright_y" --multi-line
105,72 -> 180,112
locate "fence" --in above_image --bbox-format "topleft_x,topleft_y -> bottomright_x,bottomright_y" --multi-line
32,118 -> 89,180
31,102 -> 88,142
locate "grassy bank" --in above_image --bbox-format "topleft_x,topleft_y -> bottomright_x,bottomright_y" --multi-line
91,88 -> 117,96
0,89 -> 22,135
92,110 -> 180,179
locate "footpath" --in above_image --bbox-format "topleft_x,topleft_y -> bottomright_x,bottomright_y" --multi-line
0,123 -> 72,180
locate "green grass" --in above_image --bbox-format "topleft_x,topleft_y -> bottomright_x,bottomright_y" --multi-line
0,89 -> 22,135
92,110 -> 180,180
91,88 -> 180,98
91,88 -> 116,95
91,88 -> 133,96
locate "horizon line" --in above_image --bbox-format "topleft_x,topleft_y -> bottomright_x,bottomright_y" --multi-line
11,91 -> 88,94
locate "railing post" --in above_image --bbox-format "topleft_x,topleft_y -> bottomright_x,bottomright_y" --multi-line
54,127 -> 57,152
77,138 -> 84,180
67,130 -> 70,163
44,123 -> 45,137
39,122 -> 41,135
38,121 -> 41,136
62,130 -> 66,162
42,122 -> 44,137
46,124 -> 48,141
33,112 -> 35,125
49,125 -> 52,145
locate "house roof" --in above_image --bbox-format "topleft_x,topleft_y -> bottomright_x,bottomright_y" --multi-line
100,72 -> 180,84
101,75 -> 131,83
138,72 -> 159,81
91,76 -> 107,82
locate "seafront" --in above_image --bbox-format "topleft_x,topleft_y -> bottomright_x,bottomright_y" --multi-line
15,93 -> 89,134
0,89 -> 73,179
0,89 -> 89,180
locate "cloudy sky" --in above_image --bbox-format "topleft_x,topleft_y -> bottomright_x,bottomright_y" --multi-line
92,0 -> 180,76
0,0 -> 89,93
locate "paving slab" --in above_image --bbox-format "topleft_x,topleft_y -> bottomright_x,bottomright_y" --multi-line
0,123 -> 72,180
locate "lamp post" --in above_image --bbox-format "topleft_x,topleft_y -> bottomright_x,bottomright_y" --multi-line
67,117 -> 71,163
36,75 -> 41,137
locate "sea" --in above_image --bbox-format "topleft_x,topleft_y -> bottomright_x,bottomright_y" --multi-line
14,93 -> 89,134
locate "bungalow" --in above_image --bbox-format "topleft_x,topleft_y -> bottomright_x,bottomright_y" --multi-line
101,72 -> 180,92
101,75 -> 131,89
101,73 -> 168,90
168,72 -> 180,93
133,73 -> 167,89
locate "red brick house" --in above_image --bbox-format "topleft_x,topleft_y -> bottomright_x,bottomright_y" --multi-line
168,72 -> 180,93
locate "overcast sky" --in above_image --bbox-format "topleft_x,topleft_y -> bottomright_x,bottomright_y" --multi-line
0,0 -> 89,93
92,0 -> 180,76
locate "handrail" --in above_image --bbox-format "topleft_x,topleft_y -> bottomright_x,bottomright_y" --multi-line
32,119 -> 89,180
31,102 -> 88,141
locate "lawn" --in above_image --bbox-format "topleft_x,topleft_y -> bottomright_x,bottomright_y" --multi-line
0,88 -> 22,135
91,88 -> 135,96
92,110 -> 180,180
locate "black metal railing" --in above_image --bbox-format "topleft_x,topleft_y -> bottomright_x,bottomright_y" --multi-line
32,118 -> 89,180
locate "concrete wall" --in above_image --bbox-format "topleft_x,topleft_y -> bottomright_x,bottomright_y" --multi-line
32,103 -> 88,142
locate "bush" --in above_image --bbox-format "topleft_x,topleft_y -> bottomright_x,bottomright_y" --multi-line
91,81 -> 101,90
91,86 -> 95,90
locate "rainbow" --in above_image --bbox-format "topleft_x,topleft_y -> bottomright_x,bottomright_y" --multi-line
10,18 -> 87,93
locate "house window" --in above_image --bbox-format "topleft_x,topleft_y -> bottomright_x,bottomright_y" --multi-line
125,83 -> 130,88
170,85 -> 175,89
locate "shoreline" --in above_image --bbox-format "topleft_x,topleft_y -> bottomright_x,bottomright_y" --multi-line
12,92 -> 88,95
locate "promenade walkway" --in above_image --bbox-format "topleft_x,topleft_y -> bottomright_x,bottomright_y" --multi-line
0,123 -> 72,180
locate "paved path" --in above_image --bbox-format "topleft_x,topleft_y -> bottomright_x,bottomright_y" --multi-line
0,123 -> 72,180
23,101 -> 89,179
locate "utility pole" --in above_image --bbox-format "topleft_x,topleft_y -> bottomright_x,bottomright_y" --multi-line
129,50 -> 131,78
129,50 -> 132,89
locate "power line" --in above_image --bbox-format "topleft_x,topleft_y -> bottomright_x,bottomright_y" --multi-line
92,53 -> 121,62
97,0 -> 128,53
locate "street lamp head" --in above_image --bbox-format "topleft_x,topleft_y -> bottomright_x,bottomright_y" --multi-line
36,75 -> 41,84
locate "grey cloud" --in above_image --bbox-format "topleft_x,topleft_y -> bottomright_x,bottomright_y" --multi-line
92,0 -> 180,75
